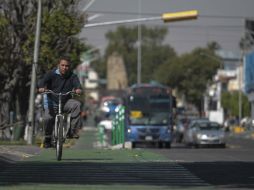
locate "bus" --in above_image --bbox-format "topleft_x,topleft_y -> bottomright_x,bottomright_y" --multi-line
124,83 -> 174,148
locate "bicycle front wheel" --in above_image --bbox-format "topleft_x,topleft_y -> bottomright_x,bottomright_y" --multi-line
56,116 -> 64,161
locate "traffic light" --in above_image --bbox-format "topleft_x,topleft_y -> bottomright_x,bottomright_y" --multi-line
162,10 -> 198,23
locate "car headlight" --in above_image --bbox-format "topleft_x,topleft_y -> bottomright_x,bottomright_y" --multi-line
197,133 -> 207,139
127,128 -> 131,133
102,106 -> 110,112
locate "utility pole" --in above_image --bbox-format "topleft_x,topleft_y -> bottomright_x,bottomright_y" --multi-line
238,55 -> 243,123
137,0 -> 142,84
27,0 -> 42,144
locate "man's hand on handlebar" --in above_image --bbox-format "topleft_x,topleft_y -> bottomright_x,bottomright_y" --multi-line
74,88 -> 82,95
38,88 -> 82,95
38,88 -> 47,93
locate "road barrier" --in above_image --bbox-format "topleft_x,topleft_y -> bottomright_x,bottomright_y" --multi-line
112,106 -> 125,145
97,124 -> 105,146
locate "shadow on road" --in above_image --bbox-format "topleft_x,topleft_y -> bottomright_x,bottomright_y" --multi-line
0,160 -> 208,187
180,161 -> 254,189
0,159 -> 254,189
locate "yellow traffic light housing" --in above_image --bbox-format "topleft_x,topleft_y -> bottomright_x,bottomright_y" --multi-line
162,10 -> 198,22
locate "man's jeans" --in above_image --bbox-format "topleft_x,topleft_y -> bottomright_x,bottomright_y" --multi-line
44,99 -> 81,137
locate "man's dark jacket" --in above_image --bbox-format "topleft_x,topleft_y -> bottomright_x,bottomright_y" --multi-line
38,68 -> 82,104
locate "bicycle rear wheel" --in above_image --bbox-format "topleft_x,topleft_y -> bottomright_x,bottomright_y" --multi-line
56,116 -> 64,161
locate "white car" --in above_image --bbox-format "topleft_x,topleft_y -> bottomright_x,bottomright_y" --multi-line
184,120 -> 226,148
99,119 -> 112,131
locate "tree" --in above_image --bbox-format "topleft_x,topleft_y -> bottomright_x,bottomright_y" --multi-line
155,45 -> 220,113
221,91 -> 250,118
91,24 -> 222,114
0,0 -> 87,138
92,25 -> 177,85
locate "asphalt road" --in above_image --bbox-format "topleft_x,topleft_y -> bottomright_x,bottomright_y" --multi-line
151,135 -> 254,189
0,130 -> 254,190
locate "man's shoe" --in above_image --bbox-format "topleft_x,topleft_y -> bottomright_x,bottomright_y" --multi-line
72,133 -> 79,139
70,129 -> 79,139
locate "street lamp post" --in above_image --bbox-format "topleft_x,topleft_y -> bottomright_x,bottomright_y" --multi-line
85,10 -> 198,85
84,10 -> 198,28
27,0 -> 42,144
137,0 -> 142,84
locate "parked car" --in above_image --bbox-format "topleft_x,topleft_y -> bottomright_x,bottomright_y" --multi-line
188,117 -> 209,127
183,120 -> 226,148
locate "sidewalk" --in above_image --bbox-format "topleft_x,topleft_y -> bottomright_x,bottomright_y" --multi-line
0,125 -> 101,163
229,128 -> 254,140
0,144 -> 42,163
72,126 -> 104,149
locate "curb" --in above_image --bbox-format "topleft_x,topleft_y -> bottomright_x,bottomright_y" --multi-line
110,141 -> 132,150
0,145 -> 40,162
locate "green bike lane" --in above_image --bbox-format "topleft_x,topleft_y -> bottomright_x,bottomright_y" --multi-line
0,126 -> 212,190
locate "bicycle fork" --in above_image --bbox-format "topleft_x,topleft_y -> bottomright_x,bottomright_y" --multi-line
54,115 -> 63,140
54,114 -> 70,142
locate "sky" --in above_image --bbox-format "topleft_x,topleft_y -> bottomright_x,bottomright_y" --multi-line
79,0 -> 254,56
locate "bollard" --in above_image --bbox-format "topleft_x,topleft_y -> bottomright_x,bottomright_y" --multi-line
111,120 -> 116,145
111,106 -> 125,146
98,125 -> 105,145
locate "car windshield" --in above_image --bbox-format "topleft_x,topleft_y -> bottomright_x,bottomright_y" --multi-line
197,122 -> 221,130
128,95 -> 171,112
149,95 -> 171,111
127,94 -> 171,126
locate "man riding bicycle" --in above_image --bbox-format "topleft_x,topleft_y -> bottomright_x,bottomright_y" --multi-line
38,56 -> 82,148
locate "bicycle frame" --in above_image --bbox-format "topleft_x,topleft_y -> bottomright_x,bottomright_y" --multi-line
54,92 -> 70,140
43,90 -> 75,160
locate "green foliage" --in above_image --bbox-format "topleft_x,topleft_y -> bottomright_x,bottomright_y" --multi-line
94,25 -> 177,85
0,0 -> 88,127
221,91 -> 250,117
155,47 -> 220,111
93,24 -> 221,112
23,6 -> 86,73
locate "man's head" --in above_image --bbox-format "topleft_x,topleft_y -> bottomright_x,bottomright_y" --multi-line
58,56 -> 71,76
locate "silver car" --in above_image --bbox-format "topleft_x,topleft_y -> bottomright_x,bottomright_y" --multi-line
184,121 -> 226,148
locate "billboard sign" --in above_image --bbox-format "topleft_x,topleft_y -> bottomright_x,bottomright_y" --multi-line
244,51 -> 254,94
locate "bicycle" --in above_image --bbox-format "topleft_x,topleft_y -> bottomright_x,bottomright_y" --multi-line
42,90 -> 77,161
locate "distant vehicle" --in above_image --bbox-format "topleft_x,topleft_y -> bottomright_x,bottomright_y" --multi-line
97,96 -> 122,131
124,83 -> 174,148
183,120 -> 226,148
100,96 -> 122,114
188,117 -> 210,127
173,116 -> 208,143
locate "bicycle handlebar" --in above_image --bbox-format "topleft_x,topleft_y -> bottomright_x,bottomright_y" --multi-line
41,90 -> 78,96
